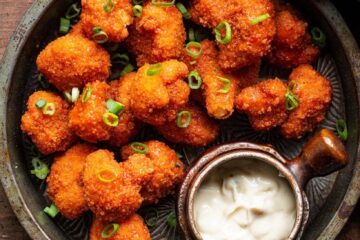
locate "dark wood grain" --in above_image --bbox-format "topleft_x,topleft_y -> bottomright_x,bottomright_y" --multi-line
0,0 -> 358,240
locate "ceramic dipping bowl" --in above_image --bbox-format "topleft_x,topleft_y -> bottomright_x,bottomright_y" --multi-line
177,129 -> 348,240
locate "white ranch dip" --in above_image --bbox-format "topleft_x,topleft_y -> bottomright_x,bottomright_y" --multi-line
194,159 -> 296,240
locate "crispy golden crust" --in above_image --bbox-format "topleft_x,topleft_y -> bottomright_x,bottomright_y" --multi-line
69,81 -> 112,143
266,4 -> 319,68
126,3 -> 186,66
83,150 -> 146,222
189,0 -> 275,71
21,91 -> 77,155
90,214 -> 151,240
280,65 -> 332,139
236,79 -> 288,131
108,73 -> 143,147
121,140 -> 185,204
155,103 -> 220,147
36,34 -> 110,91
47,144 -> 96,219
80,0 -> 133,42
130,60 -> 190,126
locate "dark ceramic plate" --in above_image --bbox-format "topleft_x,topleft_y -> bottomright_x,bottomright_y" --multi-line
0,0 -> 360,239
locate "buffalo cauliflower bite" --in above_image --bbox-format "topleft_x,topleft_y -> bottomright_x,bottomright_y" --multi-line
280,64 -> 332,139
21,91 -> 77,155
47,144 -> 96,219
126,3 -> 186,66
189,0 -> 276,71
130,60 -> 190,126
121,140 -> 185,204
36,34 -> 110,91
236,79 -> 288,131
155,103 -> 220,147
90,214 -> 151,240
80,0 -> 133,42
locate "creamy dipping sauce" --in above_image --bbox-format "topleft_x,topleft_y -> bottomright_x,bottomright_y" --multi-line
194,159 -> 296,240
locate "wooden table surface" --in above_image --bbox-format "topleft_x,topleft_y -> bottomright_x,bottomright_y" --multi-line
0,0 -> 359,239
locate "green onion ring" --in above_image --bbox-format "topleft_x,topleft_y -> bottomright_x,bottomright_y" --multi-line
44,204 -> 59,218
43,102 -> 56,116
311,27 -> 326,48
101,223 -> 120,238
215,21 -> 232,44
130,142 -> 149,154
217,76 -> 231,93
92,27 -> 109,44
185,41 -> 203,59
285,93 -> 299,111
188,28 -> 195,42
105,99 -> 125,115
96,169 -> 118,183
144,208 -> 159,227
133,0 -> 143,4
30,157 -> 49,180
250,13 -> 270,25
35,99 -> 46,109
151,0 -> 175,7
166,211 -> 177,227
82,87 -> 93,103
147,63 -> 162,76
65,3 -> 81,19
59,17 -> 71,34
336,119 -> 348,141
176,2 -> 191,19
120,64 -> 135,77
187,70 -> 202,90
177,111 -> 191,128
103,112 -> 119,127
104,0 -> 115,13
133,5 -> 143,17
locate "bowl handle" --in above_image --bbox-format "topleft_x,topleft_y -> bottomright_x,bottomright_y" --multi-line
286,129 -> 348,188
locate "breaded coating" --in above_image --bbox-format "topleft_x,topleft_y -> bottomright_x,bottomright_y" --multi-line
236,79 -> 288,131
47,144 -> 96,219
155,103 -> 220,147
266,4 -> 319,68
122,154 -> 154,187
21,91 -> 77,155
280,65 -> 332,139
126,3 -> 186,66
83,149 -> 153,222
108,73 -> 143,147
90,214 -> 151,240
69,81 -> 112,143
130,60 -> 190,126
80,0 -> 133,42
36,34 -> 110,91
121,140 -> 185,204
189,0 -> 275,71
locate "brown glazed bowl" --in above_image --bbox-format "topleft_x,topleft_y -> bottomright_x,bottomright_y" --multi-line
177,129 -> 348,239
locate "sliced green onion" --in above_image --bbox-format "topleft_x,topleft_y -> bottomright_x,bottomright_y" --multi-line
82,87 -> 93,103
176,152 -> 183,159
147,63 -> 162,76
130,142 -> 149,154
250,13 -> 270,25
176,2 -> 190,19
311,27 -> 326,48
103,112 -> 119,127
151,0 -> 175,7
104,0 -> 115,13
187,70 -> 202,90
44,204 -> 59,218
96,169 -> 117,183
59,17 -> 71,34
65,3 -> 81,19
133,0 -> 143,4
217,76 -> 231,93
120,64 -> 135,77
38,74 -> 50,89
92,27 -> 109,44
285,81 -> 299,111
101,223 -> 120,238
35,99 -> 46,109
215,21 -> 232,44
106,99 -> 125,115
175,162 -> 181,168
30,157 -> 49,180
43,103 -> 56,116
133,5 -> 143,17
177,111 -> 191,128
336,119 -> 348,141
166,211 -> 177,227
144,208 -> 158,227
188,28 -> 195,42
63,87 -> 80,103
185,41 -> 202,59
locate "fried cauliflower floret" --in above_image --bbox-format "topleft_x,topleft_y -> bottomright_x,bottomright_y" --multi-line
108,73 -> 143,147
130,60 -> 190,126
155,103 -> 219,147
47,144 -> 96,219
90,214 -> 151,240
80,0 -> 133,42
126,3 -> 186,66
36,34 -> 110,91
236,79 -> 288,131
21,91 -> 77,155
189,0 -> 275,71
280,65 -> 332,139
266,4 -> 319,68
121,140 -> 185,204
